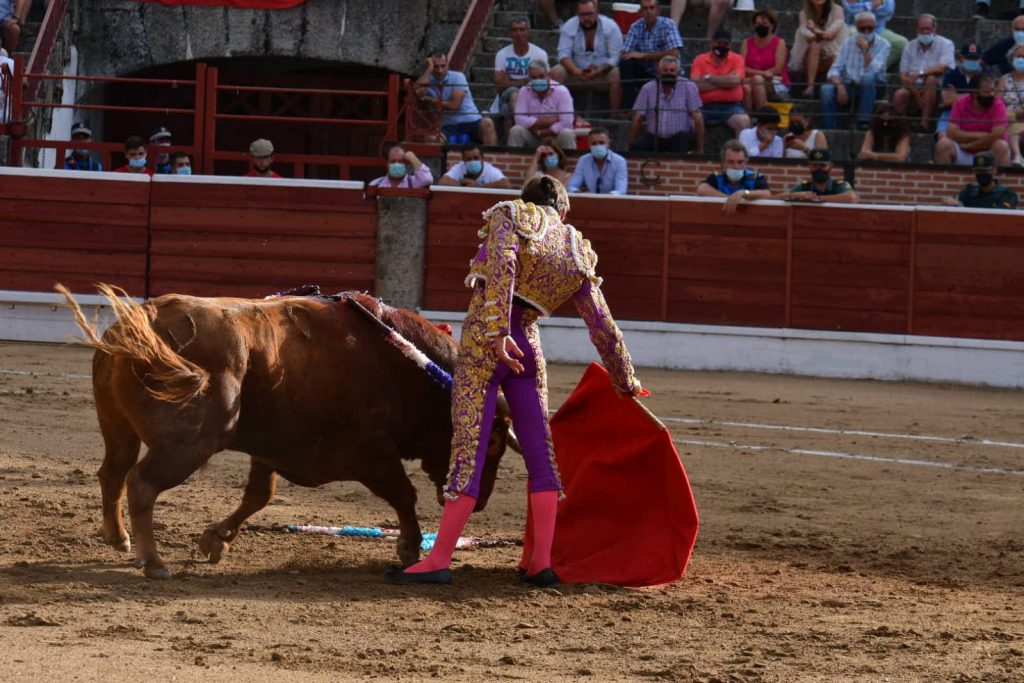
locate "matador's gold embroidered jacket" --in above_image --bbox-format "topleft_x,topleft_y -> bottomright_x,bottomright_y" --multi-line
464,199 -> 636,392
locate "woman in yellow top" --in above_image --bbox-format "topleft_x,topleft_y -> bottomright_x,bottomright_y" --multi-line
386,176 -> 641,587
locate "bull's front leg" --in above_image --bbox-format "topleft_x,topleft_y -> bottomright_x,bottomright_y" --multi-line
200,459 -> 276,564
360,457 -> 422,568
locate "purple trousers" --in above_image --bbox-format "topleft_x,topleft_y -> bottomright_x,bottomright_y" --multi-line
458,305 -> 560,498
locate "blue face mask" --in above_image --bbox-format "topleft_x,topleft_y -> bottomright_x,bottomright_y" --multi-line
128,156 -> 147,169
862,31 -> 875,43
590,143 -> 608,160
544,154 -> 560,169
1014,57 -> 1024,72
1015,31 -> 1024,45
531,78 -> 549,93
465,160 -> 483,175
388,162 -> 407,179
725,168 -> 745,182
917,33 -> 934,46
963,58 -> 982,73
176,166 -> 192,176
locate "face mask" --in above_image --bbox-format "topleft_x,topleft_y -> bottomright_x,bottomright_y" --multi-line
754,25 -> 770,38
1014,57 -> 1024,72
660,74 -> 677,86
811,169 -> 830,184
388,162 -> 407,178
544,154 -> 560,169
725,168 -> 745,182
963,59 -> 982,73
861,31 -> 875,43
465,160 -> 483,175
976,172 -> 994,187
713,46 -> 730,58
128,156 -> 147,169
1015,31 -> 1024,45
788,122 -> 806,136
530,78 -> 549,93
590,143 -> 608,160
977,95 -> 995,107
917,33 -> 934,46
175,166 -> 192,176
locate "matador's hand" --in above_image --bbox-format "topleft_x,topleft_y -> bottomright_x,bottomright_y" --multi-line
496,335 -> 525,374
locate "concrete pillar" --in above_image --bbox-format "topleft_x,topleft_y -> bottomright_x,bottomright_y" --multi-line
374,195 -> 428,310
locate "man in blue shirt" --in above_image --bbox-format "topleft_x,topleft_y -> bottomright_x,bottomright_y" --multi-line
567,127 -> 628,195
820,11 -> 891,130
415,52 -> 498,146
696,139 -> 771,213
63,122 -> 103,172
620,0 -> 683,109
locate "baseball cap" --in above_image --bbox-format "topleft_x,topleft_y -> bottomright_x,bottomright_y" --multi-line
249,138 -> 274,157
972,151 -> 996,169
149,126 -> 172,142
961,42 -> 980,59
808,147 -> 831,163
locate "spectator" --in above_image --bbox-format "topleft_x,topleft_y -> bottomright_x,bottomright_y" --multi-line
113,136 -> 154,176
974,1 -> 1024,20
628,55 -> 704,153
493,17 -> 550,136
741,10 -> 790,112
739,107 -> 785,158
566,127 -> 628,194
691,29 -> 752,136
820,11 -> 890,130
783,107 -> 829,158
170,152 -> 192,175
538,0 -> 562,29
0,0 -> 28,54
63,122 -> 103,172
790,0 -> 848,99
695,139 -> 772,214
619,0 -> 683,110
841,1 -> 906,70
892,15 -> 954,132
550,1 -> 623,116
415,52 -> 498,146
857,102 -> 910,162
934,73 -> 1011,166
669,0 -> 730,40
150,126 -> 174,174
938,43 -> 982,140
530,141 -> 572,185
369,145 -> 433,189
508,60 -> 578,150
982,15 -> 1024,76
439,143 -> 512,188
998,43 -> 1024,166
780,147 -> 857,203
246,138 -> 282,178
0,47 -> 11,124
943,151 -> 1018,209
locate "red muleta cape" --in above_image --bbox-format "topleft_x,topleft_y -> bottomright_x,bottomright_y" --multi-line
523,363 -> 700,587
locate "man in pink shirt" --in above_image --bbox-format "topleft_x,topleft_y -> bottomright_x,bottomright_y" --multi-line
507,59 -> 578,150
934,72 -> 1011,166
369,145 -> 433,188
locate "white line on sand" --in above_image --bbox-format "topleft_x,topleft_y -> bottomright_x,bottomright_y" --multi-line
0,368 -> 91,380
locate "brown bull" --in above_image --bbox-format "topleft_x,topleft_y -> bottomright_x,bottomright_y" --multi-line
58,284 -> 510,580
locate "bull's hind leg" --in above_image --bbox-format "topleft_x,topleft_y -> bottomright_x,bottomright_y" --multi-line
95,395 -> 141,553
359,455 -> 422,568
200,459 -> 276,564
127,443 -> 218,580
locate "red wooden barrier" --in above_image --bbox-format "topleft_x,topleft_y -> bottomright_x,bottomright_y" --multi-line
0,170 -> 150,296
913,207 -> 1024,341
148,177 -> 376,297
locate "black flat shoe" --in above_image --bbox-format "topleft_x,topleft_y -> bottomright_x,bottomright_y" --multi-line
523,567 -> 561,588
384,567 -> 452,585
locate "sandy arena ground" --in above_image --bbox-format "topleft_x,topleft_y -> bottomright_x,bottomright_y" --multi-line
0,340 -> 1022,682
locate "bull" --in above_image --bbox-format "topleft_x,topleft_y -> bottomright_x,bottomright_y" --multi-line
58,284 -> 511,580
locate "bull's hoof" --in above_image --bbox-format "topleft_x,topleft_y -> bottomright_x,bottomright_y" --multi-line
144,564 -> 172,580
98,526 -> 131,552
132,557 -> 146,569
199,526 -> 233,564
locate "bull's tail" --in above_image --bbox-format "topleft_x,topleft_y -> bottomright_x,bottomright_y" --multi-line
55,283 -> 210,405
